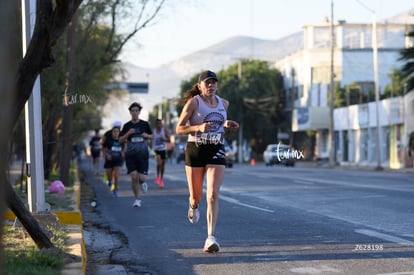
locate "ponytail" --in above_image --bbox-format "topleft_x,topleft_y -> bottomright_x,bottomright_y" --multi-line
179,84 -> 200,106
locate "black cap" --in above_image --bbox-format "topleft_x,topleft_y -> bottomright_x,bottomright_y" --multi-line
128,102 -> 142,111
198,70 -> 218,83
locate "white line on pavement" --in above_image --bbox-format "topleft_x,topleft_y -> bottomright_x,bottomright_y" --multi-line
220,194 -> 275,213
294,180 -> 315,185
355,229 -> 414,245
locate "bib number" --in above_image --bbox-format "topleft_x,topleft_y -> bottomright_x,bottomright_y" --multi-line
196,133 -> 223,145
131,136 -> 144,143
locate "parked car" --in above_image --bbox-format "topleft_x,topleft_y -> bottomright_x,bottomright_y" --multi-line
263,143 -> 296,167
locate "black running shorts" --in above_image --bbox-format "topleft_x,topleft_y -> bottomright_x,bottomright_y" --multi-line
154,150 -> 167,160
185,142 -> 226,167
125,151 -> 149,175
91,149 -> 100,158
104,159 -> 123,169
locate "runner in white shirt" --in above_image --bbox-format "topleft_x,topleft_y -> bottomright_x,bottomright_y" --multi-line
152,118 -> 170,188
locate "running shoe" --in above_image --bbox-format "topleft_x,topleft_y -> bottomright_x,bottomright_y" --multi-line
112,191 -> 117,198
140,182 -> 148,193
188,204 -> 199,224
155,176 -> 161,186
132,199 -> 141,207
203,236 -> 220,253
158,179 -> 165,188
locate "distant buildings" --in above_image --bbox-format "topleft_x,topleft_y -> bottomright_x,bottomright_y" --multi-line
273,12 -> 414,168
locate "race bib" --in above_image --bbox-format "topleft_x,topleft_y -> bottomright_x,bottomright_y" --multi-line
92,142 -> 101,150
196,133 -> 223,145
111,146 -> 122,152
131,136 -> 144,143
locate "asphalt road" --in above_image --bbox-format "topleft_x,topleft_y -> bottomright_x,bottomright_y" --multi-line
80,158 -> 414,275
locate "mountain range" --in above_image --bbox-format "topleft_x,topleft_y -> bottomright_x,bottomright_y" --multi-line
102,8 -> 414,128
120,33 -> 303,110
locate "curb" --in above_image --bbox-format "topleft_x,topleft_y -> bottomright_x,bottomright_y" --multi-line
61,175 -> 86,275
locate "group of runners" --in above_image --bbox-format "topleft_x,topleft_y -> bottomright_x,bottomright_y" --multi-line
88,70 -> 239,253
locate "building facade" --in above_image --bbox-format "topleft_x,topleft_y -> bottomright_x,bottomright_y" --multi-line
274,16 -> 414,168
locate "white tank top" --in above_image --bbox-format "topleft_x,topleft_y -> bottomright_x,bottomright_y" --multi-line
187,95 -> 227,144
152,127 -> 167,151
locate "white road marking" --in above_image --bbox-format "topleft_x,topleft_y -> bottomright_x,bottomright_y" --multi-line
220,194 -> 275,213
164,174 -> 185,181
294,180 -> 314,185
377,272 -> 414,275
355,229 -> 414,245
164,173 -> 274,213
290,266 -> 341,274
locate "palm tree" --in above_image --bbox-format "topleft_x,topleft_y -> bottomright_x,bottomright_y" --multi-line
399,29 -> 414,90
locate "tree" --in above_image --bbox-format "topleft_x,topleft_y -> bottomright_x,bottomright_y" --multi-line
3,0 -> 83,254
14,0 -> 167,183
399,29 -> 414,90
58,0 -> 166,186
39,18 -> 114,180
4,0 -> 168,253
219,60 -> 284,158
383,68 -> 407,98
334,82 -> 346,107
0,1 -> 20,271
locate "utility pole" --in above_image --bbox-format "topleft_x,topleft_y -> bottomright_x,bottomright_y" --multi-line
158,98 -> 163,120
237,60 -> 244,164
22,0 -> 46,212
372,15 -> 383,170
328,0 -> 335,167
355,0 -> 382,170
289,67 -> 296,147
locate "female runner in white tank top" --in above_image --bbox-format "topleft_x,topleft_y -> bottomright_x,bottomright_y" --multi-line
176,70 -> 239,253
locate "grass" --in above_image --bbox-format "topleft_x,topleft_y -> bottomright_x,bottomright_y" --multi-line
12,185 -> 75,212
3,165 -> 78,274
13,166 -> 76,212
45,188 -> 75,212
3,224 -> 68,275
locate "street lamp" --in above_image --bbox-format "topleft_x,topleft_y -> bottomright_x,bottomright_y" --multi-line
372,16 -> 383,170
237,60 -> 244,164
356,0 -> 382,170
328,0 -> 335,167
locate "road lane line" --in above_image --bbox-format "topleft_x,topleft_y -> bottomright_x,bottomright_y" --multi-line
355,229 -> 414,245
164,174 -> 274,213
294,180 -> 314,185
219,194 -> 275,213
377,272 -> 414,275
164,175 -> 186,181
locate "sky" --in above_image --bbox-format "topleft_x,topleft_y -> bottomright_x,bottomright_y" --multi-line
120,0 -> 414,69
